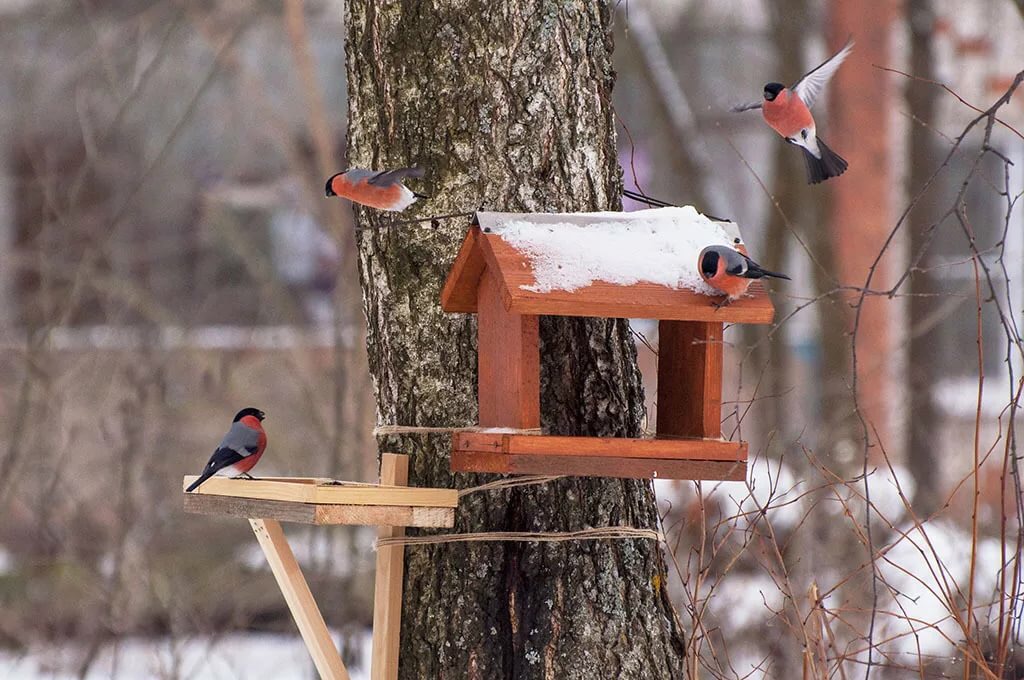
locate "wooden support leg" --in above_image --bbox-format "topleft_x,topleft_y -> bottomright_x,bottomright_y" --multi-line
477,268 -> 540,428
656,320 -> 724,439
250,519 -> 350,680
371,453 -> 409,680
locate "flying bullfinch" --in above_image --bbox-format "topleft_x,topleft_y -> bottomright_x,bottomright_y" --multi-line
324,167 -> 427,211
186,407 -> 267,493
699,245 -> 790,306
731,39 -> 853,184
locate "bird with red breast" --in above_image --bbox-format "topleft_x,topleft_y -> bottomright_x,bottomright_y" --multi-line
186,407 -> 267,493
324,167 -> 427,211
698,245 -> 790,307
731,39 -> 853,184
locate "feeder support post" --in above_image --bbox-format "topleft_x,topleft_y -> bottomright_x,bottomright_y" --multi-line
476,268 -> 541,428
656,321 -> 724,439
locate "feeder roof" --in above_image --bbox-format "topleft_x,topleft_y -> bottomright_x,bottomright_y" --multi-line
441,208 -> 775,323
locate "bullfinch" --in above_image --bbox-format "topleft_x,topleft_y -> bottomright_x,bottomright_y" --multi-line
324,167 -> 427,211
698,245 -> 790,305
186,407 -> 267,492
731,39 -> 853,184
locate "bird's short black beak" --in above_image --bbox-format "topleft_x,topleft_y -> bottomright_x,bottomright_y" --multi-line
325,177 -> 336,196
257,410 -> 266,421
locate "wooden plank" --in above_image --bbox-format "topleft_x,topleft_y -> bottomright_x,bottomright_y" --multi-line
182,476 -> 458,508
477,268 -> 540,428
509,283 -> 774,323
440,226 -> 486,313
315,505 -> 454,528
657,321 -> 724,439
184,494 -> 455,528
185,492 -> 316,523
371,454 -> 408,680
453,432 -> 745,461
479,231 -> 775,323
250,519 -> 350,680
451,451 -> 747,481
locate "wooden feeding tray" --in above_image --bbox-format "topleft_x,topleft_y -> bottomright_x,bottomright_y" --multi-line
440,208 -> 776,481
452,432 -> 746,481
183,454 -> 457,680
182,476 -> 457,527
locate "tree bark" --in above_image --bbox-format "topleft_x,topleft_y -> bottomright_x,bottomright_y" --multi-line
345,3 -> 685,679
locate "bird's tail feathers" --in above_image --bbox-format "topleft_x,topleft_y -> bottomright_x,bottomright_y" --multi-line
743,261 -> 791,281
186,470 -> 214,493
801,139 -> 848,184
413,191 -> 430,199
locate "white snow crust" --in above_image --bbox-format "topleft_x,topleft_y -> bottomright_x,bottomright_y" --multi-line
487,207 -> 737,296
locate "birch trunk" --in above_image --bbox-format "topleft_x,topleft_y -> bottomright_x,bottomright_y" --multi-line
345,2 -> 685,678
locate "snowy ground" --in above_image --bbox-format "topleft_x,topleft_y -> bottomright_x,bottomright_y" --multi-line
0,630 -> 371,680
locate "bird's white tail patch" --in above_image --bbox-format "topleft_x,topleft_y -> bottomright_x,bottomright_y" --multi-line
791,125 -> 821,158
392,186 -> 418,211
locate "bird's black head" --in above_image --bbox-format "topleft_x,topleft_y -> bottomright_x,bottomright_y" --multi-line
324,173 -> 339,197
234,407 -> 266,422
699,248 -> 720,278
763,82 -> 785,101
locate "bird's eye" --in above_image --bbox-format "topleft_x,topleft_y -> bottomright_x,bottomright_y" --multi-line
801,129 -> 809,139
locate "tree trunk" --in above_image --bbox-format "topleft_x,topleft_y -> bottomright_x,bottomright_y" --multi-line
905,0 -> 943,517
826,0 -> 899,455
345,3 -> 685,679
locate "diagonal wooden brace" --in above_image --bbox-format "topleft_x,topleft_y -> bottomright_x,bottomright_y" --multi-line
250,518 -> 351,680
247,452 -> 412,680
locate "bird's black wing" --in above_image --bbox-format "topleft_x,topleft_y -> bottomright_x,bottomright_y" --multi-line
741,254 -> 791,280
186,446 -> 246,492
201,446 -> 245,475
367,167 -> 424,186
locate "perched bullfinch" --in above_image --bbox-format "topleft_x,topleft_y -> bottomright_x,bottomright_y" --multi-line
699,245 -> 790,306
731,39 -> 853,184
186,407 -> 267,493
324,167 -> 426,211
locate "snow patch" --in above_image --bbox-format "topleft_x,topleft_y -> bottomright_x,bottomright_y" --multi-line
0,630 -> 371,680
876,520 -> 1013,656
238,526 -> 376,578
856,464 -> 916,524
489,207 -> 736,295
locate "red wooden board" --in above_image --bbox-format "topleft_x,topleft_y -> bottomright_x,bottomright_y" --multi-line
657,321 -> 724,439
451,451 -> 746,481
476,270 -> 540,428
453,432 -> 745,461
451,433 -> 748,480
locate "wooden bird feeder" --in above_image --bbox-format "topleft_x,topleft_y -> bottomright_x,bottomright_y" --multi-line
440,209 -> 776,481
184,454 -> 457,680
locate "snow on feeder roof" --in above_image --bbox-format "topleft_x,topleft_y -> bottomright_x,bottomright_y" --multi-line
442,208 -> 774,324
